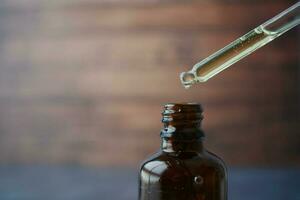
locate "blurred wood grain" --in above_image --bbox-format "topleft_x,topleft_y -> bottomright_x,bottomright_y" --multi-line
0,0 -> 299,167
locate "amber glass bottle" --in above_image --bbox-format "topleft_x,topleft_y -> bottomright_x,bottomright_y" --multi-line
138,103 -> 227,200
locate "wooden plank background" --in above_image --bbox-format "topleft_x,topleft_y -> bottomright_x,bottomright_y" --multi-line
0,0 -> 299,167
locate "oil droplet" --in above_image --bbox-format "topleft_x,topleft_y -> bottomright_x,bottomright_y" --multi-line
183,84 -> 191,89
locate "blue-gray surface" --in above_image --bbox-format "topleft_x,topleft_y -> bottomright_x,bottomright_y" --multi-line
0,165 -> 299,200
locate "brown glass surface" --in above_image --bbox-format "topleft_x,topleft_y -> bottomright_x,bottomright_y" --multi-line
138,103 -> 227,200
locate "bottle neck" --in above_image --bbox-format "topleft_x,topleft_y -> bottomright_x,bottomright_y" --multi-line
160,103 -> 205,153
161,138 -> 204,153
160,126 -> 205,153
160,103 -> 204,152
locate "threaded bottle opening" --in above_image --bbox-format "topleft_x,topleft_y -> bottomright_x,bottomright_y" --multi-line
161,103 -> 204,140
162,103 -> 203,124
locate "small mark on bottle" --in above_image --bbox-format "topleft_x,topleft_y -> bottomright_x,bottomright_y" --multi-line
194,175 -> 204,185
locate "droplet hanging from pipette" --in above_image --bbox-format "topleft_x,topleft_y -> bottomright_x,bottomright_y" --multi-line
180,72 -> 196,89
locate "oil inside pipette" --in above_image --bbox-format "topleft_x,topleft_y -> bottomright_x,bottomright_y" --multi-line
180,26 -> 278,89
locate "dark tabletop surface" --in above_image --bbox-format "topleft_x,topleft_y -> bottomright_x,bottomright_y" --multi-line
0,165 -> 299,200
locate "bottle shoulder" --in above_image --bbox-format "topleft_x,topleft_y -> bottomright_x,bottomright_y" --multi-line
139,151 -> 163,168
139,150 -> 227,189
139,151 -> 227,200
203,150 -> 227,170
140,150 -> 226,174
139,151 -> 192,185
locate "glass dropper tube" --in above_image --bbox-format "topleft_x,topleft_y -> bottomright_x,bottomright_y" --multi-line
180,2 -> 300,89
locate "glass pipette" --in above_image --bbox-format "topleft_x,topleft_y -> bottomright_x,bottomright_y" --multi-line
180,2 -> 300,88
